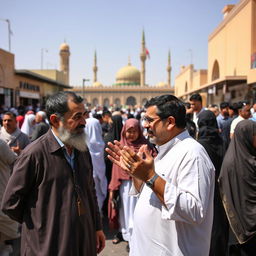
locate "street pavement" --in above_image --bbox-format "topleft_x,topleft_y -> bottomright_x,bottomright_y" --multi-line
99,217 -> 129,256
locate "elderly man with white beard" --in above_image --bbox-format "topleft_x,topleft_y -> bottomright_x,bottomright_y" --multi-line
1,91 -> 105,256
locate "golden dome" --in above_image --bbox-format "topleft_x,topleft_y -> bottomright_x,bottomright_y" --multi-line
93,81 -> 103,87
156,81 -> 167,87
115,63 -> 140,85
60,42 -> 70,51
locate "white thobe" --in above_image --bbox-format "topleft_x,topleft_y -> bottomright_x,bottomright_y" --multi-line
130,130 -> 215,256
119,180 -> 137,242
85,117 -> 107,211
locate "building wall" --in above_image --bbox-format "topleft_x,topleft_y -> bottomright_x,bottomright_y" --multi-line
175,65 -> 193,96
193,70 -> 208,90
208,0 -> 253,81
14,75 -> 42,106
0,49 -> 15,107
175,0 -> 256,103
0,49 -> 70,107
31,69 -> 67,84
175,65 -> 207,98
71,86 -> 174,107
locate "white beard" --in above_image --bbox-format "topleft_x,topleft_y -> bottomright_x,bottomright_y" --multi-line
58,126 -> 87,152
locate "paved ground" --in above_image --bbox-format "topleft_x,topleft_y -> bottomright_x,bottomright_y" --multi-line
10,217 -> 129,256
99,217 -> 129,256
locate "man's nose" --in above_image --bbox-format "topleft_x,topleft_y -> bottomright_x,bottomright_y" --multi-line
142,121 -> 149,128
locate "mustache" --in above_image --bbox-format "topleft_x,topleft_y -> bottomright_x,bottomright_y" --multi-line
77,124 -> 85,129
147,129 -> 154,134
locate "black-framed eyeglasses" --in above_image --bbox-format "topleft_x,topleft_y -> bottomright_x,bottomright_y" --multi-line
142,116 -> 162,125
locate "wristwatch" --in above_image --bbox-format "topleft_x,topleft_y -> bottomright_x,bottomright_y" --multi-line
146,173 -> 159,188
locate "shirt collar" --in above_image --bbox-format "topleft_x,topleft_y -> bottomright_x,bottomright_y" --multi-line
196,107 -> 205,117
51,129 -> 65,148
156,130 -> 190,160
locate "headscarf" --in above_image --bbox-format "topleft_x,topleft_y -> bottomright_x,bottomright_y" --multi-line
197,110 -> 224,177
21,113 -> 35,137
218,120 -> 256,244
104,115 -> 123,144
109,118 -> 154,191
104,115 -> 123,159
197,110 -> 228,255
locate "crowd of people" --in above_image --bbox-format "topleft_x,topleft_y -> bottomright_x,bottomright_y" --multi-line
0,92 -> 255,256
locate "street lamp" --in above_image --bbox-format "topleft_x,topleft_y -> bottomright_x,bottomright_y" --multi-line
0,18 -> 12,52
82,78 -> 90,100
41,48 -> 48,69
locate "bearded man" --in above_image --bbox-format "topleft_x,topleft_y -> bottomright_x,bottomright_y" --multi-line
1,91 -> 105,256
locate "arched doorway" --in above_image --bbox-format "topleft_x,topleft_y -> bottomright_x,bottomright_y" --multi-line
141,98 -> 148,106
92,98 -> 98,107
103,98 -> 110,107
212,60 -> 220,81
126,96 -> 136,106
114,98 -> 121,108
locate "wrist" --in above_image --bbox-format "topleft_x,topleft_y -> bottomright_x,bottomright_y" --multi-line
146,173 -> 159,189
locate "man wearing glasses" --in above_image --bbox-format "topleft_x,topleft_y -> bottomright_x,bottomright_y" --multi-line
2,92 -> 105,255
106,94 -> 215,256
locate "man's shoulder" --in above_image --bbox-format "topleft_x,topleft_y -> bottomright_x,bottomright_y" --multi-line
183,136 -> 203,149
38,122 -> 49,128
231,116 -> 241,126
21,131 -> 50,155
216,114 -> 223,121
19,131 -> 29,139
175,137 -> 209,160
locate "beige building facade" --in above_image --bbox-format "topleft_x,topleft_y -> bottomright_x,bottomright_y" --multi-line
175,0 -> 256,105
71,86 -> 173,107
0,48 -> 71,108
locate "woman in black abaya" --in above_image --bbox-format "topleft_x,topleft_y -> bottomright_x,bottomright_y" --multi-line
219,120 -> 256,256
197,110 -> 229,256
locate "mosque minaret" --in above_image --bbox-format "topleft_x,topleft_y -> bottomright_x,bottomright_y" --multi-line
59,42 -> 70,85
93,50 -> 98,83
140,30 -> 146,87
167,50 -> 172,87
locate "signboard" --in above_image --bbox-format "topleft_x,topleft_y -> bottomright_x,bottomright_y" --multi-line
20,91 -> 40,99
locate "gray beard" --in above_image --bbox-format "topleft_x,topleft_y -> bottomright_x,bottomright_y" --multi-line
58,126 -> 87,152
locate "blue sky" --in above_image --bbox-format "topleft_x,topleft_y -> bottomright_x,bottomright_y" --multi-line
0,0 -> 238,87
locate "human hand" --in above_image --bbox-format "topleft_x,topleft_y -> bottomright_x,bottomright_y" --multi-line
105,140 -> 127,170
120,144 -> 155,182
11,141 -> 21,155
96,230 -> 105,254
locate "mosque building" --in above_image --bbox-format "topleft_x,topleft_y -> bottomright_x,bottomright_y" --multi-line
70,31 -> 174,108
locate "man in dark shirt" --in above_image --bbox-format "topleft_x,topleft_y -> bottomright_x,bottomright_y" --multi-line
217,102 -> 232,150
30,111 -> 49,142
2,91 -> 105,255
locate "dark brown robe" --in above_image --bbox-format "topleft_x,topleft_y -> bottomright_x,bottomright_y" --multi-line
1,130 -> 102,256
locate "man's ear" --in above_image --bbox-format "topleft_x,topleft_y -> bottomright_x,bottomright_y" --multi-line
50,114 -> 60,128
166,116 -> 176,130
